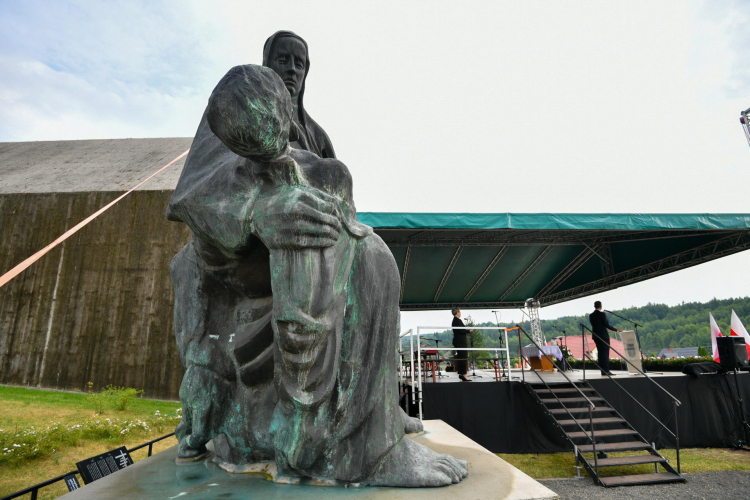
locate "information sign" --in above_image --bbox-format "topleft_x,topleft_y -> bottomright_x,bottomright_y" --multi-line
75,446 -> 133,484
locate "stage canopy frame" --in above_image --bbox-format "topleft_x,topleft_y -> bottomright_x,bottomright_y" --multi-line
356,212 -> 750,311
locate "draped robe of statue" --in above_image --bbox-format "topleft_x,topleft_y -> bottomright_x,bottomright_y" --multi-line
167,64 -> 466,486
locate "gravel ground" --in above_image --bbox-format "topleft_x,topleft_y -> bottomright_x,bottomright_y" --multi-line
539,470 -> 750,500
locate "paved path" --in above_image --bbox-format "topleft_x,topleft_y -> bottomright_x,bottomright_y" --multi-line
540,470 -> 750,499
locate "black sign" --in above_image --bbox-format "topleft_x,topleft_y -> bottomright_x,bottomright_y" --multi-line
63,474 -> 81,492
75,446 -> 133,484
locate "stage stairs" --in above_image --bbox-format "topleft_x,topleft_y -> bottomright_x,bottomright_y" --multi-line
526,381 -> 685,487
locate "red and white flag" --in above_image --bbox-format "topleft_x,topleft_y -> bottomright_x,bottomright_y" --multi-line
730,310 -> 750,358
710,313 -> 723,362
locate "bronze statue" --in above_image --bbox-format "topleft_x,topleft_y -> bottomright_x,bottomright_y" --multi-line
166,36 -> 467,488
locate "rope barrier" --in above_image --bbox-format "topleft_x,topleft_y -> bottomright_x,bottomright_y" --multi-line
0,149 -> 190,290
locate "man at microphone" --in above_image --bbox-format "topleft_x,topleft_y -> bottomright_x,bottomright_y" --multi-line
589,301 -> 622,376
451,307 -> 472,382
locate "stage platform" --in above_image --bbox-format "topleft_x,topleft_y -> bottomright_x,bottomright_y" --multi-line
406,367 -> 690,384
408,371 -> 750,454
60,420 -> 557,500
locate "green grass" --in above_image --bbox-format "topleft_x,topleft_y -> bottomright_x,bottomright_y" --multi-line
497,448 -> 750,479
0,385 -> 181,499
0,385 -> 179,430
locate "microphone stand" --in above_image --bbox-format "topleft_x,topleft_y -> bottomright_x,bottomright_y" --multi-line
604,309 -> 645,363
551,325 -> 574,372
492,310 -> 507,379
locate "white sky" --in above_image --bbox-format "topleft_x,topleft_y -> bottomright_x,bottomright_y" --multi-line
1,0 -> 749,332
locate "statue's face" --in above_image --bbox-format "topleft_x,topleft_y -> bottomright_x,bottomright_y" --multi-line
268,37 -> 307,98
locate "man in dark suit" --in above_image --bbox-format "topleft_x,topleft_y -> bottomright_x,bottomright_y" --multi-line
589,301 -> 622,376
451,308 -> 472,382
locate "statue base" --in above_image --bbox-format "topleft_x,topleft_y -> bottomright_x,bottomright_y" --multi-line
60,420 -> 557,499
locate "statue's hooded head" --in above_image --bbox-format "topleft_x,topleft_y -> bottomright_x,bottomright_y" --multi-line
207,64 -> 293,161
263,31 -> 309,104
260,30 -> 335,159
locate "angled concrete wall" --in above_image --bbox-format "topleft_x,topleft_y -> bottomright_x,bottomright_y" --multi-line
0,190 -> 190,399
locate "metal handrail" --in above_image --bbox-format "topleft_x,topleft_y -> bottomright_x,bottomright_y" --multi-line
0,432 -> 176,500
580,323 -> 681,405
0,470 -> 78,500
579,323 -> 682,474
517,325 -> 599,476
580,348 -> 678,438
412,325 -> 515,419
517,325 -> 596,410
127,431 -> 176,457
517,350 -> 594,440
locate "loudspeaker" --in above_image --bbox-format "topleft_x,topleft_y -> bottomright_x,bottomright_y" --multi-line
682,361 -> 725,378
717,336 -> 749,370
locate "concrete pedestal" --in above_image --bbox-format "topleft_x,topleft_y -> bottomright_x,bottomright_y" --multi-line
61,420 -> 557,499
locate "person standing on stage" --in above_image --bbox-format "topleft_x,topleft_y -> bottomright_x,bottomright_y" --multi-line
451,307 -> 473,382
589,301 -> 622,376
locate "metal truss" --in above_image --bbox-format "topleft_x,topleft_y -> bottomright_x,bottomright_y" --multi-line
538,231 -> 750,306
432,246 -> 463,302
595,243 -> 614,277
535,246 -> 594,298
396,229 -> 750,311
399,245 -> 411,302
400,300 -> 527,311
462,246 -> 508,301
398,231 -> 750,311
378,229 -> 725,247
498,246 -> 553,301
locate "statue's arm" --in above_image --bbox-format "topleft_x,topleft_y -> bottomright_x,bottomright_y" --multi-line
167,113 -> 264,254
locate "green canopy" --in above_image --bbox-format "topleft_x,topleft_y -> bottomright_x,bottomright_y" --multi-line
356,213 -> 750,311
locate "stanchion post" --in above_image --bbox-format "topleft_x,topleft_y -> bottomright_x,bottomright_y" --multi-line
518,328 -> 525,383
417,327 -> 423,420
674,400 -> 680,474
581,324 -> 586,381
590,406 -> 598,481
409,329 -> 415,404
504,328 -> 510,379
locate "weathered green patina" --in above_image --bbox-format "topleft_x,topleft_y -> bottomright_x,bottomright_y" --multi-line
166,64 -> 467,487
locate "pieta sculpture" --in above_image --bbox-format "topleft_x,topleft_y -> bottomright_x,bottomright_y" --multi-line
166,37 -> 467,488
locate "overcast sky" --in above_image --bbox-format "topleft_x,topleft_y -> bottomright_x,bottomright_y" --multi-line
1,1 -> 749,333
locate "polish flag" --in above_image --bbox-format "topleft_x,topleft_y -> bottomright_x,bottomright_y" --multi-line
710,313 -> 723,362
730,310 -> 750,358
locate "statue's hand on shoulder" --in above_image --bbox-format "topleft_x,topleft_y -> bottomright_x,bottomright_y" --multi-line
252,186 -> 342,249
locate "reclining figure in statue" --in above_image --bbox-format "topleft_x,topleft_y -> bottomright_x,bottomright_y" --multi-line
166,64 -> 467,487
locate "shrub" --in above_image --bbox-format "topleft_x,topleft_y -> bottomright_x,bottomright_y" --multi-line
565,355 -> 713,372
85,385 -> 144,414
107,386 -> 143,411
85,391 -> 109,415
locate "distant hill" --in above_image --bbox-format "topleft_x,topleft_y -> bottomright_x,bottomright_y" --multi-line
418,296 -> 750,358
